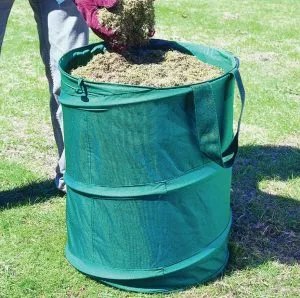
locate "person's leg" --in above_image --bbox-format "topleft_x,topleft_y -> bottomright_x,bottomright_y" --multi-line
29,0 -> 89,192
0,0 -> 14,53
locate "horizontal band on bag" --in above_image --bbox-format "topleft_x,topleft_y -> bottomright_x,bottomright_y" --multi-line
65,216 -> 231,280
64,162 -> 228,198
59,86 -> 191,108
100,252 -> 229,293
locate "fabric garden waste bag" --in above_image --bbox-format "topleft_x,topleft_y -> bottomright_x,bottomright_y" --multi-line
59,39 -> 245,293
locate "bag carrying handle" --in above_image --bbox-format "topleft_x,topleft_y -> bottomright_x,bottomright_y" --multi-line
192,58 -> 245,168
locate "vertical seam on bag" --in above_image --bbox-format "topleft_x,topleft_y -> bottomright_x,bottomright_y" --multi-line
87,116 -> 92,186
85,111 -> 95,258
91,197 -> 96,261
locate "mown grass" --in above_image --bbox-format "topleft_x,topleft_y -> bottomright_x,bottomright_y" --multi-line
0,0 -> 299,297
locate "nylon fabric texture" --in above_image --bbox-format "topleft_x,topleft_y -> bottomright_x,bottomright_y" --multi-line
58,39 -> 245,293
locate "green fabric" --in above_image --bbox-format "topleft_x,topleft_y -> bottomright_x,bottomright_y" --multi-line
65,166 -> 232,292
100,242 -> 229,293
59,39 -> 245,293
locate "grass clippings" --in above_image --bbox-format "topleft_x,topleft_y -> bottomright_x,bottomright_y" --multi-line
2,0 -> 300,297
98,0 -> 155,47
71,50 -> 223,87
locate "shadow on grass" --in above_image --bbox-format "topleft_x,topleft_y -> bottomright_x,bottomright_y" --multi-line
0,179 -> 61,209
229,144 -> 300,269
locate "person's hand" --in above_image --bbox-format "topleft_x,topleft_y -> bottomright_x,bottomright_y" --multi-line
73,0 -> 119,40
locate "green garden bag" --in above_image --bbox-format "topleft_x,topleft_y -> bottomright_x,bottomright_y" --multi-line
59,39 -> 245,293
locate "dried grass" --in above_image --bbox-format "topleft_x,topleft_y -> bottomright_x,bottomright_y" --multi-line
98,0 -> 155,48
71,49 -> 223,87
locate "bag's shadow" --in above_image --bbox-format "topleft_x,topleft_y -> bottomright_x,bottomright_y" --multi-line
228,144 -> 300,271
0,179 -> 62,209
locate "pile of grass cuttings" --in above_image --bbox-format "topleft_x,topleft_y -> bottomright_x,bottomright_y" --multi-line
71,49 -> 223,88
98,0 -> 155,47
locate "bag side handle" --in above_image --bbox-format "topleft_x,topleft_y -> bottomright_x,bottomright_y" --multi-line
192,58 -> 245,168
223,58 -> 246,167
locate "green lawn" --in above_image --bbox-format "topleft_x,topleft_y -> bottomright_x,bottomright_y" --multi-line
0,0 -> 299,297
